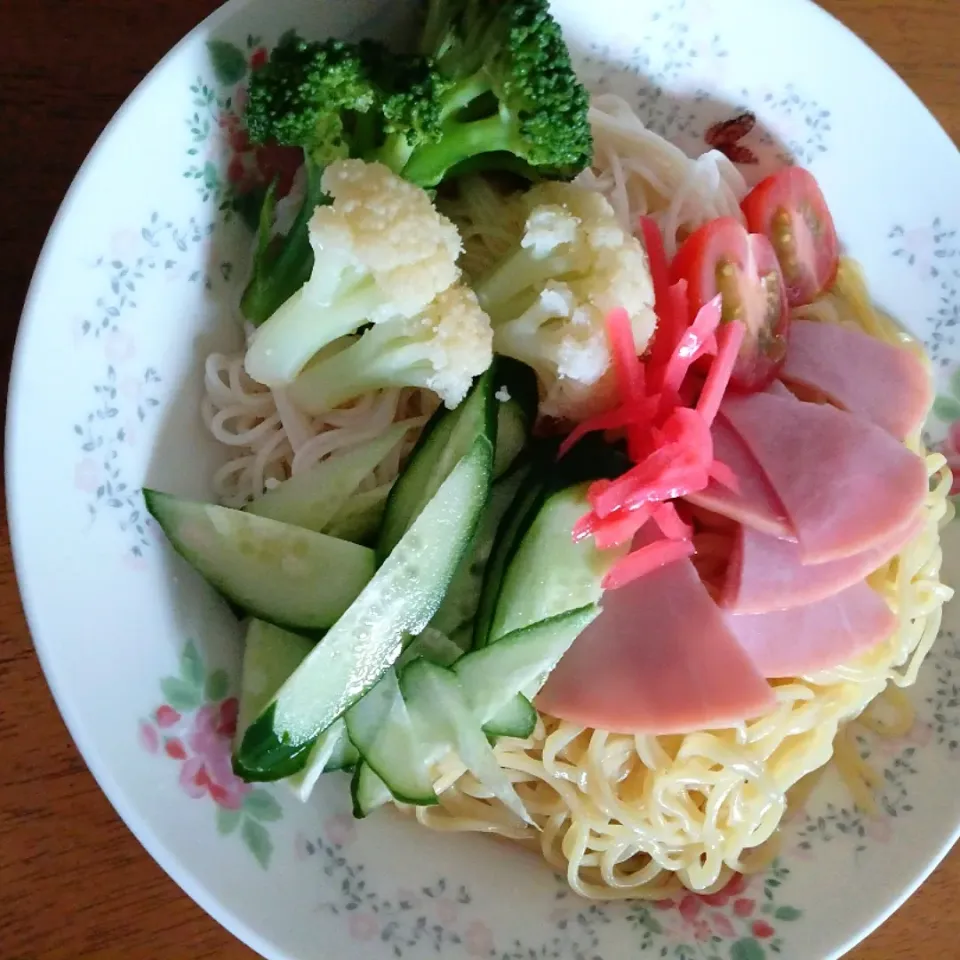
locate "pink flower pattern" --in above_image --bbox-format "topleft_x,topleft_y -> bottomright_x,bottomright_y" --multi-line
652,873 -> 787,946
435,898 -> 458,925
464,921 -> 494,958
324,814 -> 357,848
347,913 -> 380,942
74,458 -> 100,494
348,913 -> 379,942
139,641 -> 282,867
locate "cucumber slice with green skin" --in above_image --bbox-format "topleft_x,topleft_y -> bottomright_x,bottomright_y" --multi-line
492,399 -> 528,480
400,660 -> 532,824
245,422 -> 413,532
324,484 -> 392,545
430,458 -> 532,638
234,621 -> 357,801
378,368 -> 496,561
235,435 -> 493,781
472,435 -> 632,649
287,721 -> 357,802
344,669 -> 437,806
296,629 -> 457,805
491,358 -> 538,480
351,763 -> 393,818
236,620 -> 314,738
145,491 -> 376,633
472,471 -> 549,649
455,605 -> 601,726
398,627 -> 463,669
398,626 -> 531,738
490,484 -> 627,643
481,694 -> 537,739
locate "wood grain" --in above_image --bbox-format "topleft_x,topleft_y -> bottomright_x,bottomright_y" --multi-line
0,1 -> 957,957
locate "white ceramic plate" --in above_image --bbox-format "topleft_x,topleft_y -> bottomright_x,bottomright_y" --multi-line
9,0 -> 960,957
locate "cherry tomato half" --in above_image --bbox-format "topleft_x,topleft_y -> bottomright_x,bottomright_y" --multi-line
670,217 -> 790,393
741,166 -> 840,307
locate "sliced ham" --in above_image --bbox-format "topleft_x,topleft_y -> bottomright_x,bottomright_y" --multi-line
725,581 -> 896,678
683,417 -> 794,539
536,557 -> 775,734
720,391 -> 927,564
782,320 -> 932,440
723,518 -> 922,614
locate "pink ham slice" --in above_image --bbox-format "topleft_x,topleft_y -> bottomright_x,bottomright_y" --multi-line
720,391 -> 927,564
722,518 -> 922,614
536,557 -> 775,734
684,418 -> 794,539
781,320 -> 932,440
725,581 -> 896,678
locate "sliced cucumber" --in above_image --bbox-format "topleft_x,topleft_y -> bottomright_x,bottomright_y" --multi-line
455,605 -> 601,723
236,620 -> 314,738
235,435 -> 493,780
472,471 -> 549,648
430,457 -> 532,638
234,621 -> 357,802
378,369 -> 496,561
491,358 -> 538,479
351,763 -> 393,818
490,484 -> 626,642
482,695 -> 537,739
473,435 -> 630,648
324,484 -> 392,545
145,491 -> 376,633
245,422 -> 413,532
398,627 -> 463,669
287,721 -> 357,802
400,660 -> 532,825
344,669 -> 437,805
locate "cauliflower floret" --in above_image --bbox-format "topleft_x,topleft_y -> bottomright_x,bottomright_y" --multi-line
494,282 -> 616,421
289,284 -> 493,414
245,159 -> 463,387
474,181 -> 657,422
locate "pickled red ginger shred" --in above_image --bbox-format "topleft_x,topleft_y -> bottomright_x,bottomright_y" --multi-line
562,296 -> 746,588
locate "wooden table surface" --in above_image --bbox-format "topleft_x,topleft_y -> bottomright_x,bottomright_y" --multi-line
1,1 -> 958,957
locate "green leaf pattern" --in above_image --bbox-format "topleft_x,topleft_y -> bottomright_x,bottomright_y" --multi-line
933,355 -> 960,426
205,669 -> 230,701
159,676 -> 201,712
242,817 -> 273,869
731,939 -> 766,960
207,40 -> 248,86
216,807 -> 242,836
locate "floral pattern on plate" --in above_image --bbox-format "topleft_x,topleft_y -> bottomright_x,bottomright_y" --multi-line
138,640 -> 285,868
301,818 -> 804,960
891,219 -> 960,368
186,38 -> 303,225
72,216 -> 216,558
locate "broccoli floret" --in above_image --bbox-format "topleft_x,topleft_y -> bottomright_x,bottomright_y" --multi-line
240,35 -> 386,323
244,159 -> 463,388
288,285 -> 493,413
245,34 -> 381,167
401,0 -> 593,187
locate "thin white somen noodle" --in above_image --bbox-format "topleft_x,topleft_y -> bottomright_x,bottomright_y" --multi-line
201,334 -> 437,506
